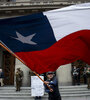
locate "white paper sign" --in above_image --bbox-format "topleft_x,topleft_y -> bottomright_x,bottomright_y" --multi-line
31,76 -> 44,96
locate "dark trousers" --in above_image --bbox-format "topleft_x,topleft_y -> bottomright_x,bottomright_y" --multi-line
87,77 -> 90,89
48,95 -> 61,100
77,75 -> 80,85
83,75 -> 87,84
73,75 -> 78,85
16,81 -> 21,91
48,97 -> 61,100
35,96 -> 41,100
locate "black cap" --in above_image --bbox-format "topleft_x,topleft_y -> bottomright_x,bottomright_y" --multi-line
46,71 -> 54,75
17,68 -> 20,70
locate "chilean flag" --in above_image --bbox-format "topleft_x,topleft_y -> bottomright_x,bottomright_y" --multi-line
0,3 -> 90,74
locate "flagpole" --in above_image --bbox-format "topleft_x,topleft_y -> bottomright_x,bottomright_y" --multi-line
0,42 -> 52,90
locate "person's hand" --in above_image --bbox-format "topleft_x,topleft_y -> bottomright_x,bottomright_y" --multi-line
50,88 -> 53,92
45,81 -> 49,84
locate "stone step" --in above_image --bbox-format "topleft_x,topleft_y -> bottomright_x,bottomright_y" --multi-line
0,93 -> 31,96
0,86 -> 89,93
0,93 -> 90,99
0,85 -> 87,90
61,90 -> 90,94
0,85 -> 88,93
0,95 -> 47,100
0,85 -> 90,100
0,89 -> 89,96
0,90 -> 88,94
0,88 -> 88,94
0,89 -> 90,95
0,85 -> 87,89
60,85 -> 87,89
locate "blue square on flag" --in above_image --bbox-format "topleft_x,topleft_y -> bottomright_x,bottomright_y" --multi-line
0,13 -> 56,52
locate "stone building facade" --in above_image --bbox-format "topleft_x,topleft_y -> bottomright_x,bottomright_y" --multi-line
0,0 -> 89,86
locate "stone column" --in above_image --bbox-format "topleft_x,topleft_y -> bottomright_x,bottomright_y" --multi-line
14,58 -> 30,86
56,63 -> 72,86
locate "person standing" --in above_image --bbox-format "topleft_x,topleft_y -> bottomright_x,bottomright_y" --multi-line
77,67 -> 80,85
72,66 -> 78,85
86,67 -> 90,89
83,67 -> 87,84
0,68 -> 4,86
44,71 -> 61,100
19,68 -> 23,87
15,68 -> 23,91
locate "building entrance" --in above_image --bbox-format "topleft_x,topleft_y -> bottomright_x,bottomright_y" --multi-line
3,51 -> 15,85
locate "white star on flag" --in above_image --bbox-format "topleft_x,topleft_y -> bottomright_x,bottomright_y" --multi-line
12,32 -> 37,45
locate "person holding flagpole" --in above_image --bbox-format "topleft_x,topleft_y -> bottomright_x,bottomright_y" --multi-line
44,71 -> 61,100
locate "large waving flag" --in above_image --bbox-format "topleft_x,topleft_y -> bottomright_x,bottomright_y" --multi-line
0,3 -> 90,74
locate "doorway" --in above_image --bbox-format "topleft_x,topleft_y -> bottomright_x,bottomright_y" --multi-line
3,51 -> 15,85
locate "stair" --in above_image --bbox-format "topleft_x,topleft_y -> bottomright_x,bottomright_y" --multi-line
60,85 -> 90,100
0,85 -> 90,100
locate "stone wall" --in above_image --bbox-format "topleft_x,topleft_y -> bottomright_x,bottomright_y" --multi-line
14,59 -> 31,86
57,64 -> 72,85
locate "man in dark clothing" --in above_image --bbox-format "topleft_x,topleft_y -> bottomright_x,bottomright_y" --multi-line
45,72 -> 61,100
86,67 -> 90,89
77,67 -> 80,85
72,66 -> 78,85
83,67 -> 87,84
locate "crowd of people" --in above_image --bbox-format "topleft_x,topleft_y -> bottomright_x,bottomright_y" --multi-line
72,66 -> 90,89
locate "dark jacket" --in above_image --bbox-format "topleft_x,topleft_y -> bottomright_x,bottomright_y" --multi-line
45,77 -> 61,100
0,72 -> 4,78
